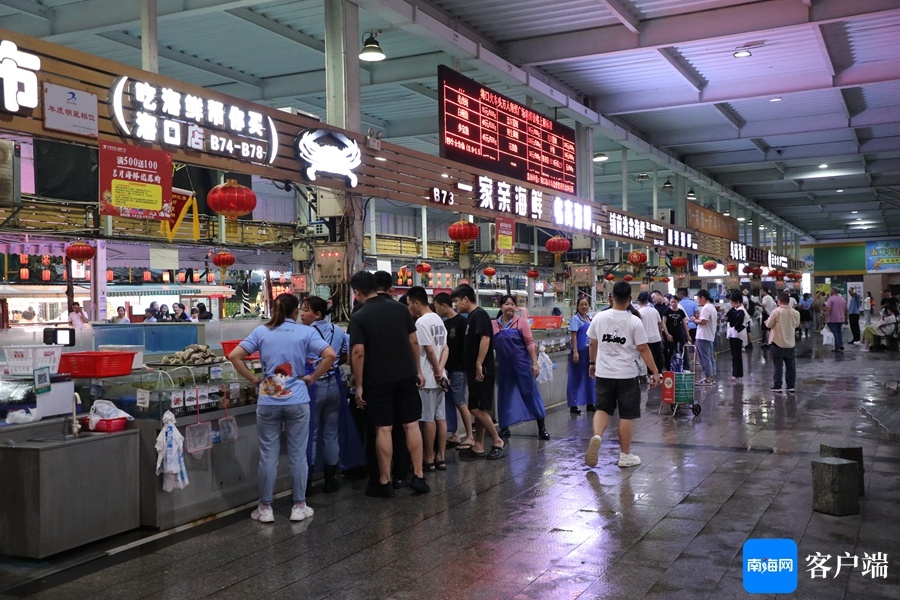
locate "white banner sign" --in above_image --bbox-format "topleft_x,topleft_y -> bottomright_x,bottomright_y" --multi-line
42,82 -> 98,138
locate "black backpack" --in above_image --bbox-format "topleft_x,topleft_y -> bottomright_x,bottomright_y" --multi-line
746,296 -> 757,317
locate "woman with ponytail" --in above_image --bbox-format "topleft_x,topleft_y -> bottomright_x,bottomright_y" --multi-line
228,293 -> 337,524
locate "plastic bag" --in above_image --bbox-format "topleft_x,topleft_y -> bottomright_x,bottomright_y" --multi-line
5,409 -> 38,424
822,328 -> 835,346
537,349 -> 554,384
88,399 -> 134,430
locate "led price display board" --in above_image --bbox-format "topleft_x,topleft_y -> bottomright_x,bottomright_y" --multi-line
438,65 -> 576,194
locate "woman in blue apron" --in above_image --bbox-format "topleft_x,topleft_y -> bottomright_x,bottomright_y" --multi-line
300,296 -> 365,493
567,296 -> 595,414
493,295 -> 549,440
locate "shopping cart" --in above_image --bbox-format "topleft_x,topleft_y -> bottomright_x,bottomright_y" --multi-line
659,344 -> 701,417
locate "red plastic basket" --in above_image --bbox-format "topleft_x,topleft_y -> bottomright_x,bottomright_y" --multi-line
79,416 -> 128,432
221,339 -> 259,360
57,351 -> 136,378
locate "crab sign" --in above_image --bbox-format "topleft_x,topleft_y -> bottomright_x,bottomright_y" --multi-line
295,129 -> 362,187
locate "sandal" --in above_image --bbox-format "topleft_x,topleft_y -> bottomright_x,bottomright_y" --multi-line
423,462 -> 436,472
456,442 -> 474,452
435,460 -> 447,471
458,447 -> 486,459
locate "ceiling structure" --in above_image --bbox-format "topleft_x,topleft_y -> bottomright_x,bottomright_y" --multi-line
2,0 -> 899,243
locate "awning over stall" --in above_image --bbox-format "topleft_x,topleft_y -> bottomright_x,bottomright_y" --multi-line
104,284 -> 235,298
0,284 -> 90,298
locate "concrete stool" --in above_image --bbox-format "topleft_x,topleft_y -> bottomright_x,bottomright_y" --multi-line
820,443 -> 865,496
811,458 -> 860,516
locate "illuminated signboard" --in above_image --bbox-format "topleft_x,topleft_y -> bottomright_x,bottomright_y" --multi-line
746,246 -> 769,265
439,65 -> 576,195
295,130 -> 361,187
730,241 -> 747,262
769,253 -> 788,269
0,40 -> 40,113
663,227 -> 697,251
109,76 -> 279,165
610,212 -> 663,242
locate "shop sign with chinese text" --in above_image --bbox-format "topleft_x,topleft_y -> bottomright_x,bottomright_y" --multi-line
495,216 -> 515,254
0,40 -> 40,114
42,83 -> 98,138
99,140 -> 173,220
109,76 -> 279,165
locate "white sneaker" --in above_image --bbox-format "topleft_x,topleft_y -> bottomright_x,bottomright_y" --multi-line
251,505 -> 274,523
290,504 -> 314,522
618,453 -> 641,468
584,435 -> 602,468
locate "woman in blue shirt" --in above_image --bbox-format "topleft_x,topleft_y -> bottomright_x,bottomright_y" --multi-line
567,297 -> 595,414
300,296 -> 349,494
228,293 -> 336,524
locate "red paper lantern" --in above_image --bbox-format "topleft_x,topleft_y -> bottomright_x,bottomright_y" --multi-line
65,241 -> 95,262
623,274 -> 633,282
752,267 -> 763,276
143,271 -> 152,282
193,272 -> 200,283
415,262 -> 431,274
671,257 -> 688,270
702,260 -> 717,272
483,266 -> 496,281
776,270 -> 785,278
726,264 -> 738,273
42,269 -> 51,281
526,269 -> 540,279
207,272 -> 216,283
177,271 -> 186,283
662,277 -> 670,283
212,251 -> 236,269
605,273 -> 615,281
742,265 -> 754,274
767,269 -> 778,277
207,179 -> 257,224
41,255 -> 51,266
628,250 -> 647,266
19,253 -> 27,265
545,236 -> 571,256
19,267 -> 29,280
106,269 -> 114,282
448,220 -> 479,250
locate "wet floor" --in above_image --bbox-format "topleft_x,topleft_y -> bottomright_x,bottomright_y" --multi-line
4,337 -> 899,599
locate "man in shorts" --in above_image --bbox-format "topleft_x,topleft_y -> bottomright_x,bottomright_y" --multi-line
348,271 -> 429,497
434,293 -> 475,447
585,281 -> 660,468
450,284 -> 506,460
407,286 -> 449,471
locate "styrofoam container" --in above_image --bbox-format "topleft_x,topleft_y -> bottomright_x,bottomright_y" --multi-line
99,345 -> 144,369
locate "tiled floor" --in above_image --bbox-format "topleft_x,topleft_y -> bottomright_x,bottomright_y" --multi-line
4,337 -> 900,599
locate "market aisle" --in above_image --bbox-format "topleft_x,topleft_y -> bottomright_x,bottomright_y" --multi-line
4,336 -> 899,600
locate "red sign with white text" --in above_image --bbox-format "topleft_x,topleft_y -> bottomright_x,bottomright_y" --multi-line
99,140 -> 173,220
495,216 -> 515,254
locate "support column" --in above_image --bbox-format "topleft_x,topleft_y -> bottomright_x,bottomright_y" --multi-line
674,175 -> 687,228
652,165 -> 658,220
324,0 -> 363,277
752,215 -> 760,248
621,148 -> 628,211
89,240 -> 108,322
420,206 -> 428,268
776,226 -> 784,255
575,124 -> 594,201
369,198 -> 377,255
140,0 -> 159,74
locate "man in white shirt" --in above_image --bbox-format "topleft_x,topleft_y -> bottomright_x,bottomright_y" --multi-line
407,286 -> 449,472
636,291 -> 665,376
585,282 -> 659,469
691,289 -> 718,384
759,289 -> 777,347
68,302 -> 90,329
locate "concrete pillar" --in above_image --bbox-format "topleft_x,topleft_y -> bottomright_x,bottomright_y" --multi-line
575,124 -> 594,201
752,215 -> 760,247
621,148 -> 628,211
421,206 -> 428,262
652,165 -> 658,219
324,0 -> 364,277
141,0 -> 158,74
369,198 -> 377,255
90,240 -> 108,321
776,226 -> 784,255
674,175 -> 687,228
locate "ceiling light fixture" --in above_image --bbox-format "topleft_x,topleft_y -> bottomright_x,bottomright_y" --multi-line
661,178 -> 673,190
769,97 -> 782,102
359,31 -> 386,62
635,173 -> 649,182
723,212 -> 730,217
686,188 -> 696,200
733,49 -> 752,58
836,189 -> 844,193
737,217 -> 746,222
852,210 -> 858,214
818,163 -> 828,169
374,156 -> 387,162
592,152 -> 609,163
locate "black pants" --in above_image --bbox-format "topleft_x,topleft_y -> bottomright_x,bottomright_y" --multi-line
648,341 -> 664,375
849,314 -> 861,342
360,408 -> 411,486
772,344 -> 796,389
728,338 -> 744,378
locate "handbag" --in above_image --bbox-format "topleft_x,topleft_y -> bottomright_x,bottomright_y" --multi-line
822,328 -> 835,346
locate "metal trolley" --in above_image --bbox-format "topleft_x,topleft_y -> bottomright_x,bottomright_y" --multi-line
659,344 -> 701,417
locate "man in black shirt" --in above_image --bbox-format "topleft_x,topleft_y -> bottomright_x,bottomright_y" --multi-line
348,271 -> 429,497
651,291 -> 668,319
881,289 -> 898,316
434,293 -> 474,447
450,284 -> 506,460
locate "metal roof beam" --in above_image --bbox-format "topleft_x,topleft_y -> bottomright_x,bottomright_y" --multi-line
739,173 -> 900,196
98,31 -> 263,88
506,0 -> 900,66
598,59 -> 900,115
597,0 -> 641,34
687,137 -> 900,169
225,8 -> 327,55
656,48 -> 703,93
653,107 -> 898,147
1,0 -> 50,20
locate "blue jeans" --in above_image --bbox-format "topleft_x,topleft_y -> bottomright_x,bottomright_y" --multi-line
257,403 -> 310,504
311,377 -> 341,467
448,371 -> 467,405
696,339 -> 716,379
828,322 -> 844,349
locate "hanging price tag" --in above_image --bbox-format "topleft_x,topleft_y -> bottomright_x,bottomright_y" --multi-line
136,389 -> 150,408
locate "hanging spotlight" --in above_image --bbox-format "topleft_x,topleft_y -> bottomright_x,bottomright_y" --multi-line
661,178 -> 673,191
686,188 -> 697,200
359,31 -> 386,62
592,152 -> 609,163
733,49 -> 752,58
